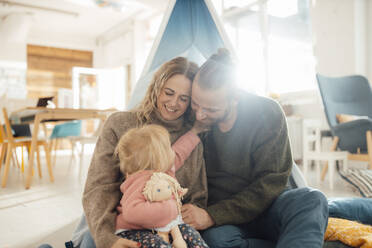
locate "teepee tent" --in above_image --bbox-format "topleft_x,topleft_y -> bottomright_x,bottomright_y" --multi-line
127,0 -> 308,188
128,0 -> 235,109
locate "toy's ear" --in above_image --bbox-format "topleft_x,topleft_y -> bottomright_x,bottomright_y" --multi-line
178,188 -> 188,197
143,186 -> 153,202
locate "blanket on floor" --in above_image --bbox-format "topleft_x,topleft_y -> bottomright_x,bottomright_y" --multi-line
325,217 -> 372,248
339,169 -> 372,198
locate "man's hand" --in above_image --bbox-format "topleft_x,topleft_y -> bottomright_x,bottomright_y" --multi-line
111,238 -> 140,248
181,204 -> 215,230
190,120 -> 210,135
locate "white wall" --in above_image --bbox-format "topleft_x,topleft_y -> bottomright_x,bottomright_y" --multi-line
27,33 -> 96,52
0,18 -> 95,64
94,33 -> 133,68
0,41 -> 27,63
287,0 -> 372,155
0,31 -> 95,63
293,0 -> 372,120
95,18 -> 148,75
132,19 -> 148,82
310,0 -> 356,77
93,17 -> 149,100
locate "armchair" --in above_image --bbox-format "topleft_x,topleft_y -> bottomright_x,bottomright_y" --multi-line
316,74 -> 372,173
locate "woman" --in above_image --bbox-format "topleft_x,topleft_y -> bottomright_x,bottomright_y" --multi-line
81,57 -> 208,248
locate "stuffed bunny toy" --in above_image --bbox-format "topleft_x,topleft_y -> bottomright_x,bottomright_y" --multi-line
143,172 -> 188,248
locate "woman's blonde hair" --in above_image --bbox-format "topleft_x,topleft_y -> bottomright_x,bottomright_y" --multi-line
114,124 -> 175,175
134,57 -> 199,125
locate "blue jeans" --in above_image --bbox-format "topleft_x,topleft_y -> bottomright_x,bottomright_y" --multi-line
65,230 -> 95,248
72,196 -> 372,248
78,233 -> 95,248
65,215 -> 96,248
202,187 -> 329,248
328,197 -> 372,225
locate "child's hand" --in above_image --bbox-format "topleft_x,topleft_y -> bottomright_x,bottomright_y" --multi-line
111,238 -> 141,248
191,120 -> 210,134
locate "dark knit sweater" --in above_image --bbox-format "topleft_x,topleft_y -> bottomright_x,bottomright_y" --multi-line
202,92 -> 293,226
83,111 -> 208,248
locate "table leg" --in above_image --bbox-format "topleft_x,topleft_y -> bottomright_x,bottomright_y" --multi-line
37,145 -> 42,178
43,142 -> 53,182
25,115 -> 40,189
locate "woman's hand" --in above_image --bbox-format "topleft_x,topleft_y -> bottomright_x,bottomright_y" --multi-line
111,238 -> 141,248
190,120 -> 210,134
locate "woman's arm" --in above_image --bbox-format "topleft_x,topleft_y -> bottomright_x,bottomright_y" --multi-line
82,113 -> 131,248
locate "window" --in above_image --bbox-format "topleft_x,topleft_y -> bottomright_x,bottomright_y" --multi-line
222,0 -> 315,94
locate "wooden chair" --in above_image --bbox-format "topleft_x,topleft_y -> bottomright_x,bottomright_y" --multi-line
1,122 -> 22,172
49,120 -> 82,167
0,125 -> 6,168
1,108 -> 53,188
69,120 -> 104,178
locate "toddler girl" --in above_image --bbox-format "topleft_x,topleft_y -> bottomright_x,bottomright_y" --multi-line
114,124 -> 208,248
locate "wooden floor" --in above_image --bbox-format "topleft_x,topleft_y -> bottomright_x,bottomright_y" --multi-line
0,150 -> 89,248
300,160 -> 363,198
0,152 -> 362,248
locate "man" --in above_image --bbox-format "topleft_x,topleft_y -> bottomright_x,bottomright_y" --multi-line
181,49 -> 328,248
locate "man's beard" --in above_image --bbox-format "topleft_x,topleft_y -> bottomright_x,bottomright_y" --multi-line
217,101 -> 233,124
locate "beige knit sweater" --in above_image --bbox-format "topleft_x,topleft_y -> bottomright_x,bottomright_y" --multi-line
82,111 -> 208,248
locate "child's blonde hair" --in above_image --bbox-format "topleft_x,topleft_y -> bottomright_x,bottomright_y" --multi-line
115,124 -> 175,175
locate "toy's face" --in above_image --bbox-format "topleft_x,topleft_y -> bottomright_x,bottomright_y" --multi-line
150,180 -> 173,202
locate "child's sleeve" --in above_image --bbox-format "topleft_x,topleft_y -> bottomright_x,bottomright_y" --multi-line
171,131 -> 200,172
121,195 -> 179,229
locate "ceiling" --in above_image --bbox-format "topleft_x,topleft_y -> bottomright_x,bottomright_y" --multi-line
0,0 -> 169,46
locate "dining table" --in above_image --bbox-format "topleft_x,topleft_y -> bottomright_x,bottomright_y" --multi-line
10,107 -> 114,189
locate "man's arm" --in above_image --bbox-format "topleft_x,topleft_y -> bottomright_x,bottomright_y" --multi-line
207,102 -> 292,225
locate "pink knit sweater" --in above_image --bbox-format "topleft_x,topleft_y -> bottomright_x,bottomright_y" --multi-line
115,131 -> 200,231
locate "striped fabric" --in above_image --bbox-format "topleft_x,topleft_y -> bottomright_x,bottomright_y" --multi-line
339,168 -> 372,198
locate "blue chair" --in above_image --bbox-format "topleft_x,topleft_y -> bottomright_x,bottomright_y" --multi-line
316,74 -> 372,170
50,120 -> 82,166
